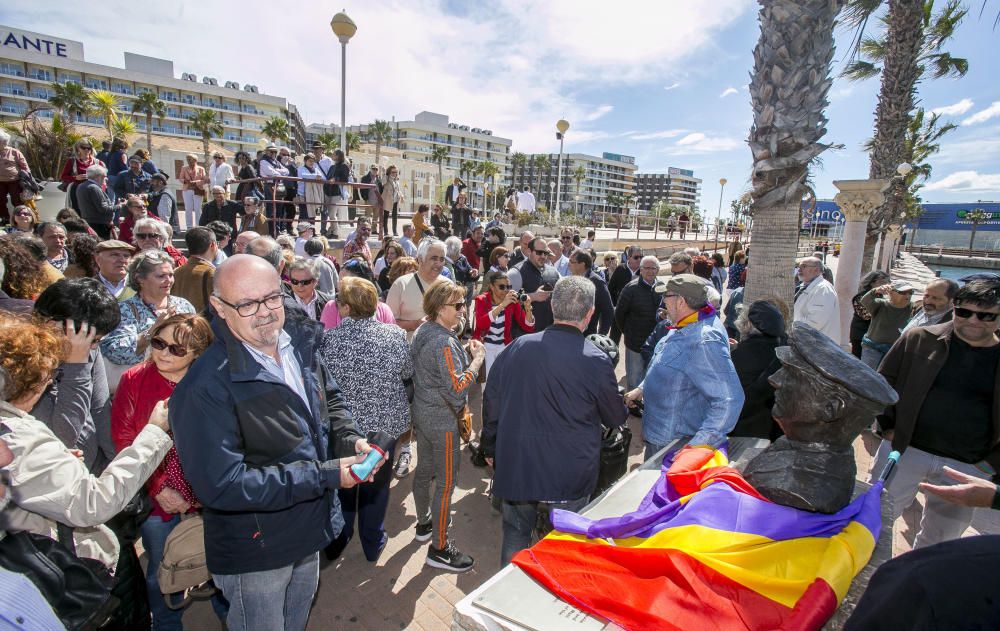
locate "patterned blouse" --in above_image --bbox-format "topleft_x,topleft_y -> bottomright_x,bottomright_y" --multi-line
320,317 -> 413,438
100,294 -> 196,366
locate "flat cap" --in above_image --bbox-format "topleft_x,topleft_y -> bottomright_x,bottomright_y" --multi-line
656,273 -> 710,307
95,239 -> 135,253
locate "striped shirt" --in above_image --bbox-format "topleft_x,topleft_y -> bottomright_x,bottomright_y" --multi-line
484,309 -> 506,346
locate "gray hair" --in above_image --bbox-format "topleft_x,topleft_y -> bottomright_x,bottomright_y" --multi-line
211,185 -> 225,194
683,247 -> 701,257
444,236 -> 462,260
243,196 -> 259,207
248,236 -> 282,270
127,249 -> 174,291
86,164 -> 108,179
552,276 -> 595,323
287,257 -> 318,279
275,234 -> 295,250
668,252 -> 691,267
417,238 -> 444,262
0,129 -> 10,143
640,255 -> 659,269
134,217 -> 168,242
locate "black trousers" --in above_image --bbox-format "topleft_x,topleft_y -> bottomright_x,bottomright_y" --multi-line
382,202 -> 398,235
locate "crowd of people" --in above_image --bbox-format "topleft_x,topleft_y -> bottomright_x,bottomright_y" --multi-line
1,126 -> 999,629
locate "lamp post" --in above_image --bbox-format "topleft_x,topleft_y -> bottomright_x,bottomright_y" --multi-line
548,180 -> 555,213
330,11 -> 356,157
555,119 -> 569,223
714,177 -> 727,252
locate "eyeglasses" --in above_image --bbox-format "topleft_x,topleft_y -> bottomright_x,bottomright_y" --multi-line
150,337 -> 188,358
215,292 -> 284,317
15,212 -> 32,217
561,236 -> 573,240
631,255 -> 643,260
288,277 -> 316,286
213,155 -> 224,159
449,302 -> 467,310
495,284 -> 511,290
533,250 -> 549,256
135,233 -> 161,240
954,307 -> 1000,322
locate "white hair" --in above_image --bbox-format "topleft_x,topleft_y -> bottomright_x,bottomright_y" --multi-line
0,129 -> 10,143
86,164 -> 108,178
134,217 -> 168,241
417,238 -> 444,262
683,247 -> 701,258
641,255 -> 659,268
444,236 -> 463,260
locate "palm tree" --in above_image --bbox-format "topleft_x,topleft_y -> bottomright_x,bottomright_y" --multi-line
315,132 -> 338,153
47,81 -> 91,122
573,165 -> 586,210
843,0 -> 969,271
477,161 -> 500,210
744,0 -> 844,307
511,152 -> 527,188
187,110 -> 224,165
130,91 -> 166,152
964,208 -> 989,254
111,116 -> 136,142
335,131 -> 362,155
87,90 -> 121,142
368,119 -> 393,165
430,145 -> 449,189
532,155 -> 550,199
261,116 -> 290,145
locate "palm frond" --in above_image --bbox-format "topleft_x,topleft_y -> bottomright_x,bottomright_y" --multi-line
842,59 -> 881,80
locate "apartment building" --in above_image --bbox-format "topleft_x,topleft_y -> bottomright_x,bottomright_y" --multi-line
635,168 -> 702,210
510,151 -> 637,216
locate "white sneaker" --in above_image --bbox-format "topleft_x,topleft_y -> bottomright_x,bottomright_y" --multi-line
394,451 -> 412,478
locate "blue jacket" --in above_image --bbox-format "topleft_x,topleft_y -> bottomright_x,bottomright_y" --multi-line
641,315 -> 744,447
170,315 -> 363,574
481,325 -> 627,502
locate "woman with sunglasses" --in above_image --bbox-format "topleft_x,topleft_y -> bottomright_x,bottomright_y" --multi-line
473,270 -> 534,379
60,139 -> 105,212
6,205 -> 36,234
111,313 -> 228,628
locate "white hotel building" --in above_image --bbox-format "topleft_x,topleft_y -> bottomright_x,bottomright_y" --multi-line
0,25 -> 291,155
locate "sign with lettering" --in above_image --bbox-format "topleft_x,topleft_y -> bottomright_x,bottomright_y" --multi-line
0,26 -> 84,61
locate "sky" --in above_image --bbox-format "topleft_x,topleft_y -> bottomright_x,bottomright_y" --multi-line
6,0 -> 999,217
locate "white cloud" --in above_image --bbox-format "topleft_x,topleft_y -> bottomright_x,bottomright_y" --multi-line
719,87 -> 739,98
924,171 -> 1000,193
930,98 -> 974,117
628,129 -> 689,140
580,105 -> 614,122
962,102 -> 1000,126
664,132 -> 743,154
663,82 -> 681,91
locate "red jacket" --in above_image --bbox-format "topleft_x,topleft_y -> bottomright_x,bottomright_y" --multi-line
473,291 -> 534,345
462,237 -> 481,270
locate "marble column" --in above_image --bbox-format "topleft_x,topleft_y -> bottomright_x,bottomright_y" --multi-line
833,179 -> 889,348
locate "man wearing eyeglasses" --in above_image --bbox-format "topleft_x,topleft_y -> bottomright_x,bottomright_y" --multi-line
171,254 -> 374,631
872,278 -> 1000,550
507,237 -> 558,332
614,255 -> 664,390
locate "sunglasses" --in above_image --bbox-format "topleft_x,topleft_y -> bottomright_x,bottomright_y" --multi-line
533,250 -> 549,256
955,307 -> 1000,322
450,302 -> 467,310
136,233 -> 160,240
495,284 -> 511,290
151,337 -> 188,357
632,255 -> 643,260
289,278 -> 316,286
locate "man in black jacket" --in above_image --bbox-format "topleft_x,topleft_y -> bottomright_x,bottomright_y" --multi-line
444,177 -> 466,206
607,245 -> 642,343
200,185 -> 243,236
482,276 -> 627,566
614,255 -> 663,390
359,164 -> 379,202
508,237 -> 559,331
328,150 -> 351,238
569,250 -> 614,336
508,230 -> 534,268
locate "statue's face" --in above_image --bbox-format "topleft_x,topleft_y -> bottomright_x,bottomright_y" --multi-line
769,352 -> 878,447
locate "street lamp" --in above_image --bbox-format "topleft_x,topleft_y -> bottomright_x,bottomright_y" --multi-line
714,177 -> 727,252
330,11 -> 357,157
548,180 -> 555,212
555,119 -> 569,223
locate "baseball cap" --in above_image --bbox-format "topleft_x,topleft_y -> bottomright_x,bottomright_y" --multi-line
890,281 -> 915,293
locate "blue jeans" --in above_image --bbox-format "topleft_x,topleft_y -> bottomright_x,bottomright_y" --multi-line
624,348 -> 647,391
500,496 -> 589,567
140,514 -> 228,630
333,438 -> 396,561
860,345 -> 886,371
644,440 -> 668,463
213,551 -> 320,631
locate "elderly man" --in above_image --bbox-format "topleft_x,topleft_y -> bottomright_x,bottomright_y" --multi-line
625,274 -> 744,459
548,239 -> 569,277
294,221 -> 315,257
94,239 -> 135,300
342,217 -> 373,263
0,129 -> 29,223
113,156 -> 151,199
859,280 -> 916,369
873,278 -> 1000,549
208,151 -> 235,196
238,197 -> 268,236
171,227 -> 218,313
508,237 -> 558,332
247,236 -> 286,274
35,221 -> 68,272
284,258 -> 333,321
234,230 -> 260,255
77,164 -> 126,239
508,230 -> 535,268
792,256 -> 841,345
902,278 -> 959,335
171,255 -> 373,631
614,255 -> 663,390
608,245 -> 643,303
482,276 -> 628,566
200,185 -> 242,235
569,250 -> 614,336
304,238 -> 339,293
146,172 -> 176,228
399,223 -> 418,257
386,239 -> 452,336
668,252 -> 692,275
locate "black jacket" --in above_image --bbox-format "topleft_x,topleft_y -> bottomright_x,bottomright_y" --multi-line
282,287 -> 334,322
482,325 -> 627,502
729,301 -> 786,440
585,270 -> 615,336
360,172 -> 377,201
200,199 -> 243,233
451,204 -> 470,231
445,183 -> 466,205
328,161 -> 350,198
512,259 -> 558,331
614,278 -> 663,352
76,180 -> 117,226
608,264 -> 636,303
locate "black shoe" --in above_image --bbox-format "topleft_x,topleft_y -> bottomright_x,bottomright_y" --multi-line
425,541 -> 474,573
470,444 -> 487,468
415,521 -> 432,543
365,533 -> 388,563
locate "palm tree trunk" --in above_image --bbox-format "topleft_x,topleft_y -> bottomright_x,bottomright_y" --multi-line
744,0 -> 844,308
146,113 -> 153,152
970,224 -> 978,254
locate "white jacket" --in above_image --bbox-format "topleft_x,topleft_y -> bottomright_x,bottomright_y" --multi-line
793,277 -> 842,345
0,401 -> 171,570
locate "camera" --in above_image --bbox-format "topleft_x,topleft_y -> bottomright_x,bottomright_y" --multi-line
516,289 -> 528,303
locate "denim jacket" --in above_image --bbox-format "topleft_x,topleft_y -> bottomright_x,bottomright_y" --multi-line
640,315 -> 744,447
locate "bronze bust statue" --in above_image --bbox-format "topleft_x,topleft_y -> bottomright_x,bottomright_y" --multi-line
743,322 -> 898,513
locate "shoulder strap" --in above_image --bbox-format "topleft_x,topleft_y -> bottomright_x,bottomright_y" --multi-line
413,274 -> 426,295
438,393 -> 464,420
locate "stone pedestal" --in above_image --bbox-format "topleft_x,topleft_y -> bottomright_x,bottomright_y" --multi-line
832,179 -> 889,348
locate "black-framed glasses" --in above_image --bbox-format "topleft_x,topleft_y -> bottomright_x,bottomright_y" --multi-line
631,255 -> 643,260
954,307 -> 999,322
495,284 -> 511,290
288,277 -> 316,286
150,337 -> 188,357
215,292 -> 284,317
136,232 -> 160,240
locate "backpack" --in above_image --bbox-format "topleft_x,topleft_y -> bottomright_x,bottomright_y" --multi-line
157,514 -> 216,609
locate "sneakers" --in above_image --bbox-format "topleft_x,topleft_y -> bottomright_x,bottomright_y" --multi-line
425,541 -> 475,573
394,451 -> 412,478
415,521 -> 433,543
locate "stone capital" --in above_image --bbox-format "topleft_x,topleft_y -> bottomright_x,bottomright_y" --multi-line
832,179 -> 891,221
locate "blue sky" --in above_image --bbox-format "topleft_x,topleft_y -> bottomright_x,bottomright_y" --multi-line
7,0 -> 999,215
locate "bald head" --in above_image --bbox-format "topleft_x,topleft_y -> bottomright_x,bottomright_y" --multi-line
247,236 -> 283,270
212,254 -> 285,352
215,254 -> 280,298
234,230 -> 260,254
797,257 -> 823,283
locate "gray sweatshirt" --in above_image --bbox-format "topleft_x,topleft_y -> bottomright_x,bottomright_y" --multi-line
410,320 -> 478,432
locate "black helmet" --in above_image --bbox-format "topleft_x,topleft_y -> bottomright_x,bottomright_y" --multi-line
586,333 -> 619,369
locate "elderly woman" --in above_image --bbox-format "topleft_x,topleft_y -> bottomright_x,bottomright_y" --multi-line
297,152 -> 325,220
179,154 -> 207,229
320,258 -> 395,329
320,277 -> 412,562
118,194 -> 151,244
473,270 -> 534,379
238,196 -> 268,235
6,205 -> 37,234
602,251 -> 619,283
410,279 -> 485,572
112,313 -> 227,627
729,300 -> 788,441
0,311 -> 171,600
100,250 -> 196,381
445,236 -> 477,311
132,216 -> 187,269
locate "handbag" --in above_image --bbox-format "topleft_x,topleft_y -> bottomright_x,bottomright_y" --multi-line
157,514 -> 216,610
0,526 -> 117,630
440,394 -> 473,443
